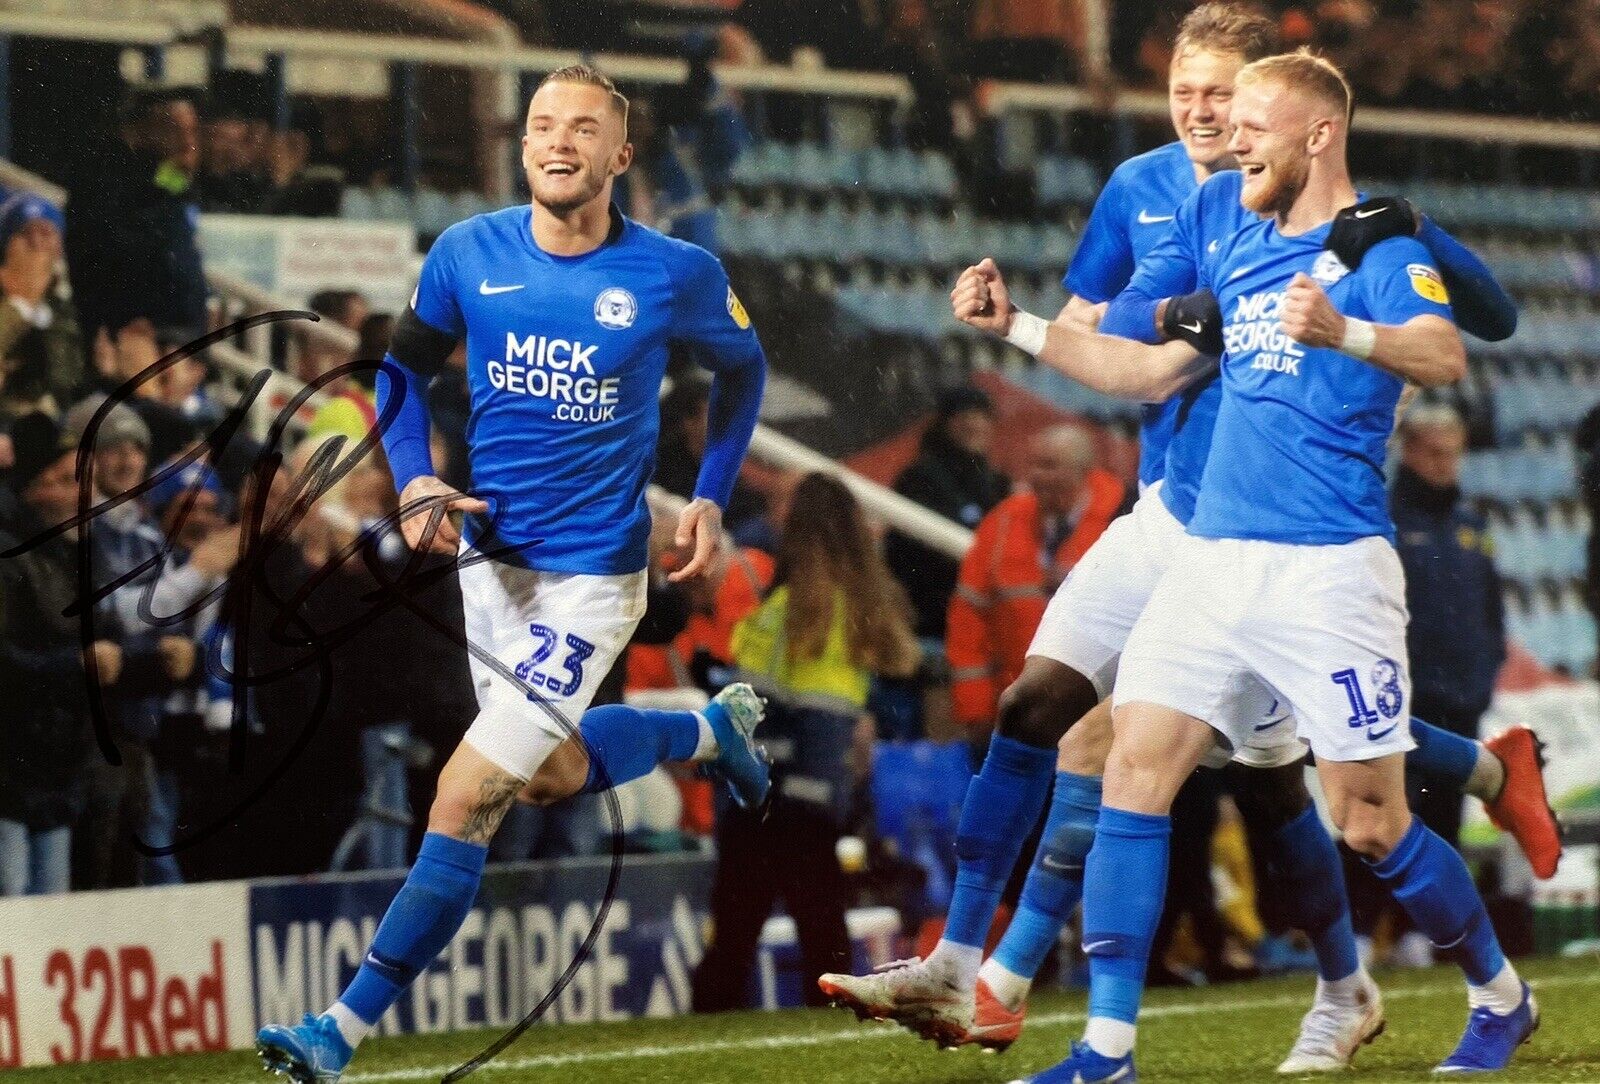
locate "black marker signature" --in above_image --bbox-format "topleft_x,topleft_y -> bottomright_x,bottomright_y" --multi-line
1,312 -> 626,1082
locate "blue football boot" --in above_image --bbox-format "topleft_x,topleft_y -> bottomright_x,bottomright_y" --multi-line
1010,1040 -> 1137,1084
257,1013 -> 353,1082
1434,982 -> 1538,1074
700,682 -> 770,808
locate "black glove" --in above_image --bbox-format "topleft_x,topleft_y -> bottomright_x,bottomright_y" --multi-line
1325,196 -> 1421,270
1160,289 -> 1224,356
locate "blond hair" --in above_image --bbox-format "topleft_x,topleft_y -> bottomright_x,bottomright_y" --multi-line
536,64 -> 630,129
1236,48 -> 1355,123
1173,2 -> 1280,65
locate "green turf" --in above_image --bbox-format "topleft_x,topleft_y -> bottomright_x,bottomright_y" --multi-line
15,956 -> 1600,1083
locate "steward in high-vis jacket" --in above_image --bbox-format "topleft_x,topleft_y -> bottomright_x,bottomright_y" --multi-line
947,426 -> 1125,729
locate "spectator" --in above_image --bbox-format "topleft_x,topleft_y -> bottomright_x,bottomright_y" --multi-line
65,87 -> 208,346
1346,405 -> 1506,966
295,289 -> 369,386
885,385 -> 1012,642
196,100 -> 269,214
87,319 -> 200,465
261,122 -> 344,218
305,312 -> 391,447
0,413 -> 99,895
143,462 -> 239,882
63,396 -> 196,888
627,519 -> 775,693
655,375 -> 776,543
945,424 -> 1124,735
692,472 -> 921,1011
0,194 -> 83,414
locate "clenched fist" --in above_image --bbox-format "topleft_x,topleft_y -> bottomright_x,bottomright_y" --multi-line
1279,272 -> 1346,350
951,258 -> 1014,336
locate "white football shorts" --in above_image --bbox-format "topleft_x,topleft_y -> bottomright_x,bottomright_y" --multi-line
459,554 -> 647,779
1114,535 -> 1417,765
1026,484 -> 1306,771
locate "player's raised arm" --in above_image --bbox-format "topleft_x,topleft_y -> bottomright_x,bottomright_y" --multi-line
954,259 -> 1211,402
670,244 -> 767,581
376,228 -> 487,554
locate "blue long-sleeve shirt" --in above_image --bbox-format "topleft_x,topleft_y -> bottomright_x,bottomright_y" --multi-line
377,204 -> 765,574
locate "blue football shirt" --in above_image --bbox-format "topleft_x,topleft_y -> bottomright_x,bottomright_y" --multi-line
1189,223 -> 1455,544
411,205 -> 762,575
1064,141 -> 1199,488
1101,170 -> 1253,525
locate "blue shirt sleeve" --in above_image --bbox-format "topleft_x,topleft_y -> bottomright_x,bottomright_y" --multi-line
377,227 -> 465,493
1063,170 -> 1134,302
1100,186 -> 1209,343
1358,238 -> 1456,326
412,225 -> 467,337
1415,217 -> 1517,342
669,245 -> 767,509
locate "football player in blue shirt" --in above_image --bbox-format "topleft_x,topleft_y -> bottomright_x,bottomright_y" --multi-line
257,66 -> 770,1083
957,52 -> 1536,1082
820,4 -> 1548,1068
819,3 -> 1284,1046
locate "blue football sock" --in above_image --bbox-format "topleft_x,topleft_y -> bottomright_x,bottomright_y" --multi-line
1083,808 -> 1170,1026
993,771 -> 1101,980
1268,805 -> 1360,982
579,705 -> 701,792
943,734 -> 1057,948
340,832 -> 488,1024
1408,717 -> 1480,790
1367,816 -> 1506,985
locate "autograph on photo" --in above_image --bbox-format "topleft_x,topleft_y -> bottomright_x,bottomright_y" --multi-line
0,311 -> 624,1081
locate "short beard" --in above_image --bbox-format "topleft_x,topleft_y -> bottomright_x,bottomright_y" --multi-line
530,172 -> 607,216
1242,154 -> 1309,218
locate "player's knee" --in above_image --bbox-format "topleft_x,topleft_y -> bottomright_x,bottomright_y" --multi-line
995,662 -> 1098,749
1057,708 -> 1112,775
1230,760 -> 1312,836
1336,798 -> 1410,860
518,737 -> 590,806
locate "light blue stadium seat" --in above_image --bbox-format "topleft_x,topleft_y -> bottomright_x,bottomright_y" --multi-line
340,186 -> 376,220
413,188 -> 455,235
370,186 -> 413,224
920,151 -> 958,199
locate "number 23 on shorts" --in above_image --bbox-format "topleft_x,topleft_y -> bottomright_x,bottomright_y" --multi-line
514,622 -> 596,699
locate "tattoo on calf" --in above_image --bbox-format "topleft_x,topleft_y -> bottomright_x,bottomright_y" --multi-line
460,772 -> 524,843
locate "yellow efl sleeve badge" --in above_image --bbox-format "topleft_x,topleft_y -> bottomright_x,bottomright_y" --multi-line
727,286 -> 751,329
1407,263 -> 1450,304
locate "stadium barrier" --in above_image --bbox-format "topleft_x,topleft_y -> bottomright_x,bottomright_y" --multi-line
0,852 -> 900,1069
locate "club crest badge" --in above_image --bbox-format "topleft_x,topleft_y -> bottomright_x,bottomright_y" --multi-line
594,287 -> 637,330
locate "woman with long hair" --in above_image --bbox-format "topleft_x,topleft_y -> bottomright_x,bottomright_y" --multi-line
692,472 -> 919,1010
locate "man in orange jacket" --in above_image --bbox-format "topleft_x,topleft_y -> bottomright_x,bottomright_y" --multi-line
947,425 -> 1125,731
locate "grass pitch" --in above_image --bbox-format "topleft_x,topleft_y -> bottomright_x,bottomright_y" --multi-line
17,956 -> 1600,1083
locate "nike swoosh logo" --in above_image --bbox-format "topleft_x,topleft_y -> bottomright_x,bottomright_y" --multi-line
1137,210 -> 1174,224
1229,265 -> 1253,281
1254,717 -> 1287,732
1178,320 -> 1203,335
479,280 -> 524,295
1082,939 -> 1116,954
1041,855 -> 1082,873
1367,723 -> 1400,741
1073,1067 -> 1132,1084
1354,207 -> 1387,219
